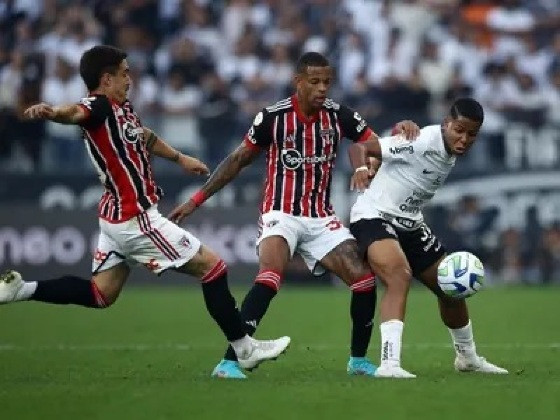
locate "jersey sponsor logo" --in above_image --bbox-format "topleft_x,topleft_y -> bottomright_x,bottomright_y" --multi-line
280,149 -> 334,170
422,169 -> 434,174
121,121 -> 142,144
389,145 -> 414,154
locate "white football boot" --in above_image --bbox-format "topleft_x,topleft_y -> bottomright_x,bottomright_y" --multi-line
0,270 -> 24,304
454,356 -> 508,374
236,336 -> 291,371
374,363 -> 417,379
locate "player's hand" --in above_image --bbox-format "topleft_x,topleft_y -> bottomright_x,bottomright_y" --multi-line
178,155 -> 210,176
393,120 -> 420,140
168,200 -> 197,224
350,167 -> 371,192
23,103 -> 55,120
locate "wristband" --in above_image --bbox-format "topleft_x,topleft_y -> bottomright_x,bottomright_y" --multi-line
354,165 -> 368,173
191,190 -> 207,207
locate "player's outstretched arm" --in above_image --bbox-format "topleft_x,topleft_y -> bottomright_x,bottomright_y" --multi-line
23,103 -> 87,125
349,133 -> 382,192
142,127 -> 209,176
168,142 -> 260,224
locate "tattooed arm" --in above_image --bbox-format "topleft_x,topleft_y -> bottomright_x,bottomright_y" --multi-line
168,142 -> 261,223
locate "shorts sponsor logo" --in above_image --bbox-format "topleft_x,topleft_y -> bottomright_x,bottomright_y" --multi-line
93,249 -> 107,262
395,217 -> 416,229
144,258 -> 160,271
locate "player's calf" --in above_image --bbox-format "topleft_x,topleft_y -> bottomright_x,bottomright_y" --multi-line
0,270 -> 111,308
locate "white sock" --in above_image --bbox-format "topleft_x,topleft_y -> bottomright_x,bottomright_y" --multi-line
16,281 -> 37,301
449,320 -> 477,360
380,320 -> 404,367
229,335 -> 252,359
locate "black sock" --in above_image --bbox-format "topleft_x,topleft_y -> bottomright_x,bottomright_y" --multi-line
30,276 -> 103,308
350,287 -> 377,357
224,282 -> 278,361
201,272 -> 246,342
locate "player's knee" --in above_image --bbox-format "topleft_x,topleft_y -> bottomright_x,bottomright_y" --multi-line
378,264 -> 412,290
201,259 -> 228,284
91,280 -> 119,308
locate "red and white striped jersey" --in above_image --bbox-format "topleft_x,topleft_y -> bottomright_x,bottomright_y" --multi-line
243,95 -> 373,218
78,94 -> 161,222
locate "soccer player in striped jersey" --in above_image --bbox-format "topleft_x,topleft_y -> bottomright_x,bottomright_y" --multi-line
0,45 -> 291,371
169,52 -> 420,379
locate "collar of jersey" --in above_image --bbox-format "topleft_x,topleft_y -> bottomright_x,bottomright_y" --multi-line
292,94 -> 320,125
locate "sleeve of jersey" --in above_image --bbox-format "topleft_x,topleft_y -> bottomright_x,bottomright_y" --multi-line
379,135 -> 414,162
77,95 -> 112,129
339,105 -> 373,143
243,109 -> 274,151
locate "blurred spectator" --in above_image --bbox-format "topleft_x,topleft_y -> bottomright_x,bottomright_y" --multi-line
448,195 -> 498,261
159,66 -> 202,156
198,72 -> 238,164
41,55 -> 86,172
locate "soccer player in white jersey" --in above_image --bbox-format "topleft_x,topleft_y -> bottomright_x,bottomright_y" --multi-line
347,98 -> 508,378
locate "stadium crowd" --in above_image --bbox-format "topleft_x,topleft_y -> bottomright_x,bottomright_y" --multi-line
1,0 -> 559,284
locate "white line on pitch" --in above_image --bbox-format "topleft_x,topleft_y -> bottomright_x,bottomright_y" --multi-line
0,343 -> 558,351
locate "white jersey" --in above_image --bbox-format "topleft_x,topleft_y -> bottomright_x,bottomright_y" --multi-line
350,125 -> 456,229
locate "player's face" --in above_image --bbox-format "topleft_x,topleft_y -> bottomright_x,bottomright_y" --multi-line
296,66 -> 332,111
105,60 -> 131,103
442,116 -> 482,156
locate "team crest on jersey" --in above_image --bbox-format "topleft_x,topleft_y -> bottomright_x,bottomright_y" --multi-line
319,128 -> 334,144
179,235 -> 191,249
121,121 -> 143,144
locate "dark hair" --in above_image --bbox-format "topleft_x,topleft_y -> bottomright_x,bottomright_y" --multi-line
296,52 -> 330,74
450,98 -> 484,123
79,45 -> 127,91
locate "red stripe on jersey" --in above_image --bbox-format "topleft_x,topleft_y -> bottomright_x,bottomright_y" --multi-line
281,112 -> 296,214
299,121 -> 313,217
262,116 -> 278,213
84,101 -> 161,222
317,111 -> 333,217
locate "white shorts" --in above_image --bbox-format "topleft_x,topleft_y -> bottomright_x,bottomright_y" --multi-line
92,206 -> 201,275
256,211 -> 354,276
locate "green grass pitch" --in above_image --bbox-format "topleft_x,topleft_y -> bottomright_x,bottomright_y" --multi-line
1,285 -> 559,419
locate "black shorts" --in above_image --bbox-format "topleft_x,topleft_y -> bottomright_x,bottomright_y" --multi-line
350,218 -> 446,277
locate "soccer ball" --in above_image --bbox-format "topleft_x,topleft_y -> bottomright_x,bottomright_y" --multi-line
437,251 -> 484,299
